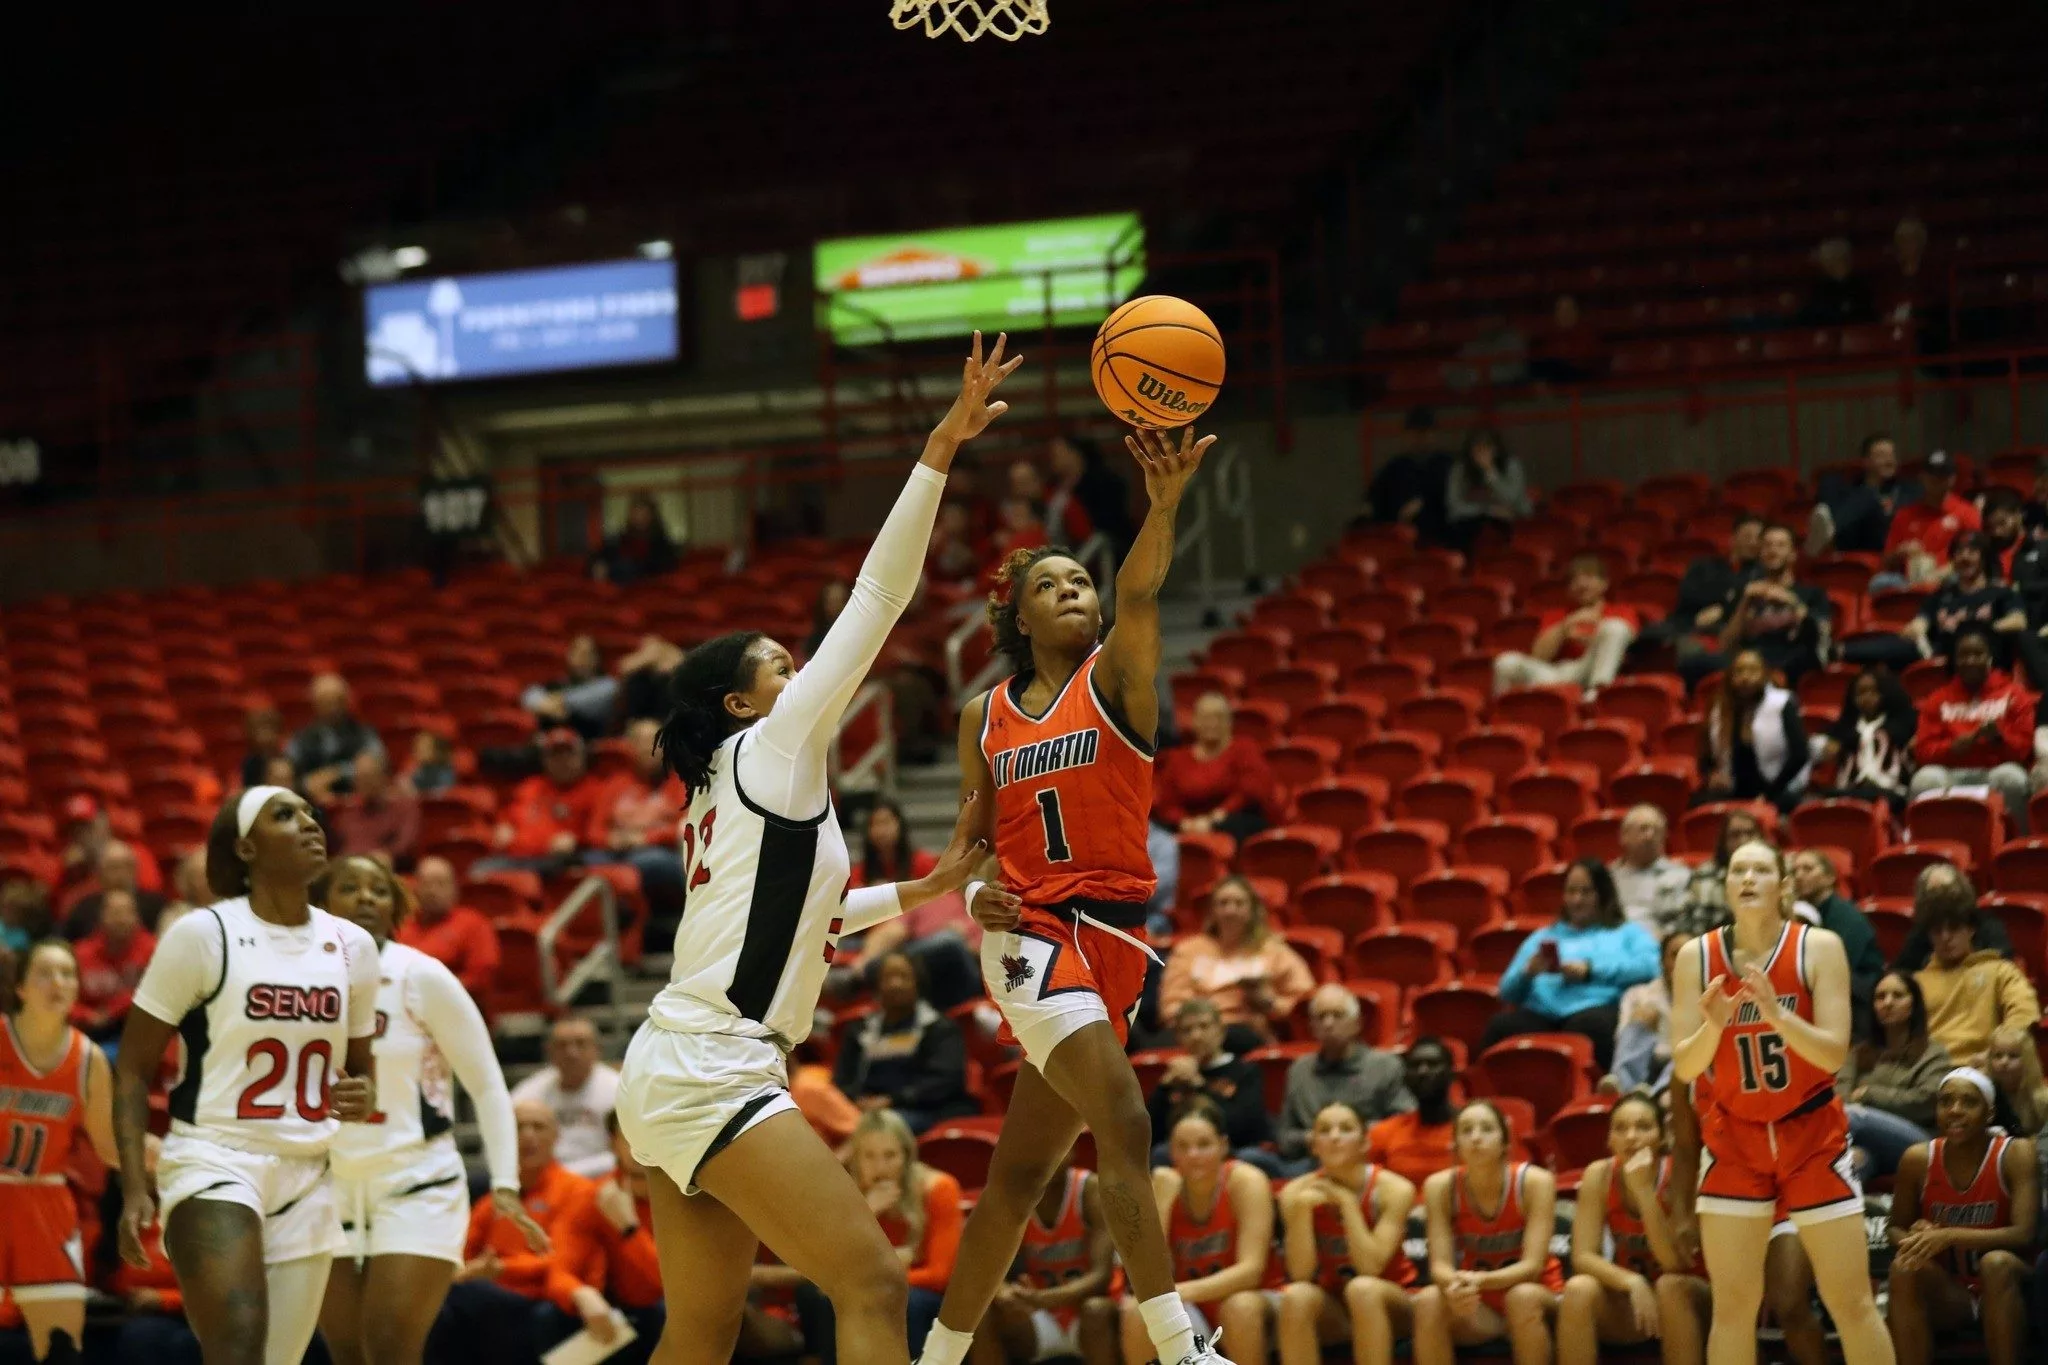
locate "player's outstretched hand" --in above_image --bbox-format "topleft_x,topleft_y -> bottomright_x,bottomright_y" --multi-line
117,1189 -> 156,1269
926,791 -> 992,897
493,1188 -> 553,1254
331,1071 -> 377,1122
1124,426 -> 1216,509
1699,975 -> 1734,1029
934,331 -> 1024,446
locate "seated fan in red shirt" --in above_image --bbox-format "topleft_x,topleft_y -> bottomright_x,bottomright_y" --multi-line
1491,554 -> 1639,699
1875,448 -> 1981,591
1147,692 -> 1279,926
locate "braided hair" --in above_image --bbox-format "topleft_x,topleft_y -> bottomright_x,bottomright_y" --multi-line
654,630 -> 766,793
986,545 -> 1080,680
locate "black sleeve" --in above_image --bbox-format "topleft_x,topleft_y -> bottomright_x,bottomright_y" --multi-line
1148,1079 -> 1185,1145
897,1018 -> 969,1109
1761,700 -> 1807,801
1214,1060 -> 1275,1147
1893,926 -> 1931,972
832,1031 -> 865,1097
1671,559 -> 1724,620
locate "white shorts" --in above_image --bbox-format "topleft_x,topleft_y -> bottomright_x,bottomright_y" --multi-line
157,1134 -> 344,1265
332,1141 -> 472,1265
1029,1308 -> 1081,1360
616,1023 -> 796,1195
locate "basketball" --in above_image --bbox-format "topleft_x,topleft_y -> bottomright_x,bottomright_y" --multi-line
1090,295 -> 1226,429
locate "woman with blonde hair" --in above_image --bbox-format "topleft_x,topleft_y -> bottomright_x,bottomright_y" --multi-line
1983,1026 -> 2048,1134
800,1110 -> 965,1363
1159,875 -> 1317,1047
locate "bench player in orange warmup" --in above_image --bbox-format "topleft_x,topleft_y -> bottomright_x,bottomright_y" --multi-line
919,425 -> 1231,1365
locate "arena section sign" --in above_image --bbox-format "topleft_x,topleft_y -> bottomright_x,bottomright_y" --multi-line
814,213 -> 1144,345
364,259 -> 679,385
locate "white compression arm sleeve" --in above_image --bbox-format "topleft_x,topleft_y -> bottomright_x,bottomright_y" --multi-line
413,957 -> 521,1190
840,883 -> 906,936
740,462 -> 945,818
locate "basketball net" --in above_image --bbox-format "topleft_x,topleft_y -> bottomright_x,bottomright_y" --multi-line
889,0 -> 1048,42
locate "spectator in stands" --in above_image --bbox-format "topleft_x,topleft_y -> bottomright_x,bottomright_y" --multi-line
585,717 -> 686,923
990,494 -> 1048,561
1809,665 -> 1918,812
1878,215 -> 1934,328
1894,861 -> 2016,971
510,1017 -> 620,1178
1788,849 -> 1884,1036
1796,236 -> 1876,327
791,1034 -> 863,1151
476,728 -> 609,878
58,794 -> 163,898
1441,426 -> 1531,553
1663,808 -> 1764,941
1837,971 -> 1951,1179
1607,804 -> 1691,932
521,635 -> 620,743
1653,514 -> 1763,645
925,502 -> 982,589
1984,487 -> 2029,584
1912,869 -> 2041,1066
290,673 -> 385,802
239,705 -> 287,789
795,1110 -> 960,1362
332,748 -> 420,867
837,798 -> 979,1011
1852,529 -> 2028,674
614,634 -> 686,727
830,951 -> 976,1135
1694,648 -> 1810,812
433,1099 -> 612,1365
1008,457 -> 1091,545
0,876 -> 48,958
804,580 -> 852,659
112,1134 -> 199,1365
1877,448 -> 1980,591
1606,931 -> 1684,1094
1147,692 -> 1278,919
1147,998 -> 1280,1176
1361,407 -> 1456,545
1682,521 -> 1829,687
1485,858 -> 1658,1073
2024,458 -> 2048,542
62,839 -> 168,939
590,491 -> 678,586
546,1113 -> 664,1365
1158,875 -> 1316,1048
1276,983 -> 1413,1176
168,848 -> 208,910
1365,1037 -> 1457,1188
1985,1026 -> 2048,1135
396,855 -> 501,1000
1811,433 -> 1918,557
71,887 -> 153,1041
1491,553 -> 1638,699
1049,433 -> 1134,561
1529,293 -> 1605,385
405,727 -> 459,796
1909,625 -> 2036,828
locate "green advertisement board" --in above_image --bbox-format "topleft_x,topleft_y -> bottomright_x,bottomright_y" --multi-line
815,213 -> 1145,345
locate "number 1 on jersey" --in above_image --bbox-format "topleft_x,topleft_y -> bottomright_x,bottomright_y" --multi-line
1035,789 -> 1073,862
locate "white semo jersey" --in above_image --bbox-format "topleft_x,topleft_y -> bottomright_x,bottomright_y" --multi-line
328,940 -> 519,1187
646,728 -> 853,1048
133,897 -> 378,1158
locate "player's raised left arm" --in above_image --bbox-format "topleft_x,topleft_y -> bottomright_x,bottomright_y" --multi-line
1742,928 -> 1851,1075
1096,426 -> 1215,735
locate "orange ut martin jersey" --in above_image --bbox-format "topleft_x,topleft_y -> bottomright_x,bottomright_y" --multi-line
1699,921 -> 1836,1123
980,650 -> 1154,910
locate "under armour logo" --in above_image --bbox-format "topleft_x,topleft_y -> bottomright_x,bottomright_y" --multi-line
1000,953 -> 1035,993
239,937 -> 257,947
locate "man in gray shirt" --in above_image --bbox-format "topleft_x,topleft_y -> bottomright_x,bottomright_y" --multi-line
1608,804 -> 1691,932
1275,983 -> 1412,1175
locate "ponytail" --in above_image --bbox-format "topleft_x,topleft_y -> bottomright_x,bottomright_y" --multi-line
655,631 -> 765,793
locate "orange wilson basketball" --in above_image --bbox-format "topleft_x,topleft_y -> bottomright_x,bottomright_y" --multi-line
1091,295 -> 1226,429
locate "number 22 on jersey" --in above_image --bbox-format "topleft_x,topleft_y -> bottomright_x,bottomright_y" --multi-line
679,807 -> 717,892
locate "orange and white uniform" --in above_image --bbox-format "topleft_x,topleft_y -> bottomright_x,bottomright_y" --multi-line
978,650 -> 1157,1064
1303,1164 -> 1413,1292
1450,1163 -> 1564,1311
1693,922 -> 1861,1226
1017,1169 -> 1096,1356
0,1020 -> 91,1304
1603,1157 -> 1699,1278
1920,1134 -> 2016,1290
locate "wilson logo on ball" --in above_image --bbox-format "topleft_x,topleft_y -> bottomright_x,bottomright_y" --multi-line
1134,372 -> 1209,417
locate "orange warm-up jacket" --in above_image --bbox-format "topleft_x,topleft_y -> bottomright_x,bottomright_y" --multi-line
465,1162 -> 600,1311
876,1170 -> 964,1292
555,1192 -> 663,1309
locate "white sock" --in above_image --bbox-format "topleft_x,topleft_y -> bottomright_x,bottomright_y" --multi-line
917,1321 -> 974,1365
1139,1292 -> 1197,1363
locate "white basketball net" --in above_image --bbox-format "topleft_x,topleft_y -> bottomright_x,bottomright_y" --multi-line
890,0 -> 1049,42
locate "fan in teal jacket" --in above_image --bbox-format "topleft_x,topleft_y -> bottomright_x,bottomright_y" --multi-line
1485,858 -> 1661,1074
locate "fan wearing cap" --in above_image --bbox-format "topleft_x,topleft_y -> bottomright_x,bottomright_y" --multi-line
1886,1067 -> 2037,1365
473,728 -> 611,879
56,793 -> 163,901
111,786 -> 381,1365
1877,449 -> 1981,591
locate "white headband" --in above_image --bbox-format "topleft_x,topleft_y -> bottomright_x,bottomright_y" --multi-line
236,785 -> 295,838
1941,1066 -> 1996,1106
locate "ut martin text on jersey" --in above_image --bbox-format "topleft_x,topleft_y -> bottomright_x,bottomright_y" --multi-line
990,727 -> 1102,789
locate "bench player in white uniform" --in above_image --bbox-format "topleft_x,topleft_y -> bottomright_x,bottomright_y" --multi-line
614,332 -> 1019,1365
312,854 -> 547,1365
114,787 -> 380,1365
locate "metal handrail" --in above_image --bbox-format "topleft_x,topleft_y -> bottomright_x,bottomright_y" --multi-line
833,680 -> 897,792
536,875 -> 627,1042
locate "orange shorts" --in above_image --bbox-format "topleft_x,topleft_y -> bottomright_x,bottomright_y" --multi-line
0,1183 -> 86,1301
1696,1094 -> 1861,1227
983,904 -> 1152,1068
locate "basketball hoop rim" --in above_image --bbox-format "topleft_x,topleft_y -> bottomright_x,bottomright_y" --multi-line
889,0 -> 1049,42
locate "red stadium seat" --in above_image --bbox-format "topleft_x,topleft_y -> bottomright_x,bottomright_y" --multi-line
1983,894 -> 2048,982
1396,771 -> 1492,835
1433,583 -> 1512,629
1545,1096 -> 1618,1186
1298,560 -> 1375,601
1678,802 -> 1779,856
1247,590 -> 1333,638
1393,690 -> 1485,746
1170,667 -> 1245,710
1448,726 -> 1547,786
1467,920 -> 1539,977
1389,620 -> 1478,671
1869,842 -> 1972,898
1176,832 -> 1238,908
1408,981 -> 1504,1056
1205,631 -> 1289,676
1567,810 -> 1625,863
1516,864 -> 1571,921
1348,822 -> 1450,889
1553,721 -> 1643,782
1336,589 -> 1422,634
1231,699 -> 1291,746
919,1126 -> 1002,1195
1347,927 -> 1455,991
1456,815 -> 1559,885
1293,775 -> 1390,839
1787,799 -> 1892,871
1606,764 -> 1697,827
1347,731 -> 1442,788
1238,827 -> 1342,892
1500,765 -> 1601,827
1282,926 -> 1346,984
1346,659 -> 1432,708
1245,1043 -> 1317,1112
1907,793 -> 2006,875
1491,686 -> 1582,743
1295,694 -> 1388,750
1861,902 -> 1915,965
1343,980 -> 1403,1048
1472,1034 -> 1593,1124
1407,868 -> 1511,942
1266,738 -> 1341,793
1294,872 -> 1399,936
1246,666 -> 1338,721
1993,838 -> 2048,894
